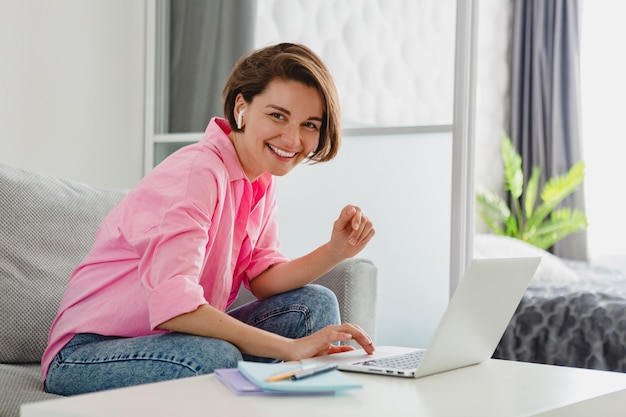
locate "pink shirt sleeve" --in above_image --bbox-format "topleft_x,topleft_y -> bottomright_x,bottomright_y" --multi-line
126,196 -> 216,330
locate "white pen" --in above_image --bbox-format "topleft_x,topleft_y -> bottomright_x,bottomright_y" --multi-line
290,363 -> 338,381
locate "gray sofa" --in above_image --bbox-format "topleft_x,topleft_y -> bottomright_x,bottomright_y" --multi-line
0,163 -> 378,417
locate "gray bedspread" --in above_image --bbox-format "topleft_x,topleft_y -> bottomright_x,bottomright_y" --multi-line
494,261 -> 626,372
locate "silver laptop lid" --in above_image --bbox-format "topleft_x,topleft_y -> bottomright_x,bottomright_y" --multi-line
413,257 -> 541,378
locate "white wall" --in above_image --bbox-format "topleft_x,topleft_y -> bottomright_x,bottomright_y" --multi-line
276,131 -> 452,348
0,0 -> 145,189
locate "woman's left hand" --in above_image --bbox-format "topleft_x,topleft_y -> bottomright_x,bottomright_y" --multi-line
329,205 -> 375,259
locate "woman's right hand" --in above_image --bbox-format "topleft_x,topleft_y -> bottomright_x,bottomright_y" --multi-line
328,205 -> 375,261
285,323 -> 376,361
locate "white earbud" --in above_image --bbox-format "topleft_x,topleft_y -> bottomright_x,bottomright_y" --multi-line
237,109 -> 245,129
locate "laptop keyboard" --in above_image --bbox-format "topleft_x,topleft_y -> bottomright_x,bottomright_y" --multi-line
355,350 -> 425,370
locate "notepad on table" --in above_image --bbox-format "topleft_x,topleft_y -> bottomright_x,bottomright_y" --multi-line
214,368 -> 334,396
234,361 -> 362,393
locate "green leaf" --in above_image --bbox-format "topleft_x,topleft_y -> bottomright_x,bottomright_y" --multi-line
526,162 -> 585,231
524,166 -> 541,219
524,208 -> 588,250
501,136 -> 524,200
474,133 -> 588,251
541,162 -> 585,205
476,189 -> 511,235
504,215 -> 519,237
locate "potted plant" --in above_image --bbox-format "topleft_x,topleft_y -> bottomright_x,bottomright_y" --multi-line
476,134 -> 588,250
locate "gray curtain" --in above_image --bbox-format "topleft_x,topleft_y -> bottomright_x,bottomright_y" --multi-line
509,0 -> 588,260
169,0 -> 256,133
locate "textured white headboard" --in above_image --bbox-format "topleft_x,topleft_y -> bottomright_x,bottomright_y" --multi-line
255,0 -> 456,128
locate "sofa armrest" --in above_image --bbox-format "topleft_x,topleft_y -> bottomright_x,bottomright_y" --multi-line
229,258 -> 377,343
315,258 -> 377,342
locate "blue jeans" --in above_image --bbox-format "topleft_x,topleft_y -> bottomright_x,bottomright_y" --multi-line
45,284 -> 340,395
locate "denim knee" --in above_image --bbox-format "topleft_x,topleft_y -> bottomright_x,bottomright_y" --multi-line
230,284 -> 340,338
293,284 -> 341,331
45,333 -> 243,396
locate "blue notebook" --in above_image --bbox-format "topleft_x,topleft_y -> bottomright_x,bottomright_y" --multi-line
236,361 -> 362,393
214,368 -> 333,396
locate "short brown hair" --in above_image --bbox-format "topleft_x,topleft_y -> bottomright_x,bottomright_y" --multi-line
222,43 -> 341,163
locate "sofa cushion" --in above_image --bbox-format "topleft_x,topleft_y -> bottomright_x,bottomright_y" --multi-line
0,363 -> 60,417
0,164 -> 124,363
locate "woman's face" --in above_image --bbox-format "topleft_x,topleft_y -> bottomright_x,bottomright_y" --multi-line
231,78 -> 324,180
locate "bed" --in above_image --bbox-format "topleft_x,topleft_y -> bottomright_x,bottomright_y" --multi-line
474,234 -> 626,373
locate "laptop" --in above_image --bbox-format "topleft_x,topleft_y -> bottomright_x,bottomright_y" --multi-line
302,257 -> 541,378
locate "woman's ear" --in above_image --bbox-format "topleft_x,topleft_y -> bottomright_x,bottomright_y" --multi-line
237,109 -> 245,129
234,93 -> 246,130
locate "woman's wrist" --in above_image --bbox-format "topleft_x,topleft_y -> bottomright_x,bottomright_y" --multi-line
319,241 -> 347,266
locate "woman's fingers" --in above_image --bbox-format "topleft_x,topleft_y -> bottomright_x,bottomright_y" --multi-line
322,324 -> 376,355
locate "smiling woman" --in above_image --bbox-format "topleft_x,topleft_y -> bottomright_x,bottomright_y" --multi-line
220,43 -> 342,181
229,79 -> 323,180
42,42 -> 376,397
222,42 -> 341,163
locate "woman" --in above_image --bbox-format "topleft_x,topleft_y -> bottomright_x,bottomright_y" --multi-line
43,43 -> 376,395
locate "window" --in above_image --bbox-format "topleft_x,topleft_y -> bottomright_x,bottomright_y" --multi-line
581,1 -> 626,261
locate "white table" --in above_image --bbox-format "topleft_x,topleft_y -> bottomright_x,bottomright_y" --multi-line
21,360 -> 626,417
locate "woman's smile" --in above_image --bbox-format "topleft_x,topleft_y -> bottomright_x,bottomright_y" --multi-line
267,143 -> 298,159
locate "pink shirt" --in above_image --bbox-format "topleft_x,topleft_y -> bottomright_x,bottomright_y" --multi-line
42,118 -> 289,380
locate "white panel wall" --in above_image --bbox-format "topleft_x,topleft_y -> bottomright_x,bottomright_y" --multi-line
276,131 -> 452,347
0,0 -> 145,189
